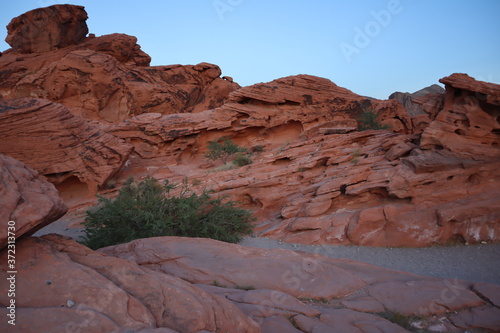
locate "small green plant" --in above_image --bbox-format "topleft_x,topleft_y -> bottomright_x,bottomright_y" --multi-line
234,285 -> 255,291
232,153 -> 253,167
191,178 -> 201,186
205,136 -> 246,164
252,145 -> 265,153
298,167 -> 306,172
356,109 -> 391,131
81,177 -> 254,249
297,296 -> 330,304
378,311 -> 423,332
212,280 -> 227,288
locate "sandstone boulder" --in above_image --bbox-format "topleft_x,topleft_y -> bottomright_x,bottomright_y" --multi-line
0,155 -> 67,249
0,98 -> 133,192
5,5 -> 89,53
100,236 -> 498,332
0,235 -> 260,333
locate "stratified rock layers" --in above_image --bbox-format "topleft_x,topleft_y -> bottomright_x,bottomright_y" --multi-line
0,98 -> 133,191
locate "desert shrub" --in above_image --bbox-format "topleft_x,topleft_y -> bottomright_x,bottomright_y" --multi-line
205,136 -> 246,164
357,109 -> 391,131
252,145 -> 265,153
81,177 -> 254,250
232,153 -> 253,167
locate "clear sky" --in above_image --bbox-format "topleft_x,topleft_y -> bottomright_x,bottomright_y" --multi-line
1,0 -> 499,99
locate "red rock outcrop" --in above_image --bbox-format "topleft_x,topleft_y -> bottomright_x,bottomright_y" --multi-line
389,84 -> 445,116
2,234 -> 499,332
0,235 -> 261,333
106,74 -> 412,159
0,98 -> 133,192
0,155 -> 67,249
0,46 -> 238,122
100,236 -> 500,332
421,73 -> 500,159
0,5 -> 239,122
108,74 -> 500,247
5,5 -> 89,53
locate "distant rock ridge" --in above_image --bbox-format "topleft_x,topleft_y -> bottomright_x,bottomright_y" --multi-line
389,84 -> 445,116
0,98 -> 133,192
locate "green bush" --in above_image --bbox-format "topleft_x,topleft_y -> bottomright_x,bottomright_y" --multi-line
356,109 -> 391,131
205,136 -> 246,164
232,153 -> 253,167
81,177 -> 254,250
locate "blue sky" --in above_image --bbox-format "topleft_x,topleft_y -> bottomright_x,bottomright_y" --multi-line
1,0 -> 499,99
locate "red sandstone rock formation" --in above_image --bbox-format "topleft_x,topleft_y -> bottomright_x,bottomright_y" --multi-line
2,5 -> 500,333
0,98 -> 133,192
103,73 -> 500,247
106,74 -> 412,159
1,6 -> 239,122
0,155 -> 67,249
0,235 -> 260,333
421,73 -> 500,159
2,233 -> 499,332
5,5 -> 89,53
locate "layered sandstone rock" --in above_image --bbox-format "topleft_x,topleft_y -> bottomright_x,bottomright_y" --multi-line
107,74 -> 500,247
106,74 -> 413,159
1,6 -> 239,122
5,4 -> 89,53
0,98 -> 133,192
421,73 -> 500,159
0,45 -> 238,122
0,155 -> 67,249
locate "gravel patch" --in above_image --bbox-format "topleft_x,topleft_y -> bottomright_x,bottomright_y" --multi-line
240,237 -> 500,285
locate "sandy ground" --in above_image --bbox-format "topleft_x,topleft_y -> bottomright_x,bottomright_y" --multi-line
34,216 -> 500,286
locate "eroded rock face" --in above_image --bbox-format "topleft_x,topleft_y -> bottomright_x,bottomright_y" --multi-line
5,5 -> 89,53
1,23 -> 239,123
389,84 -> 445,116
421,73 -> 500,159
108,74 -> 500,247
0,98 -> 133,192
0,155 -> 67,249
106,74 -> 413,159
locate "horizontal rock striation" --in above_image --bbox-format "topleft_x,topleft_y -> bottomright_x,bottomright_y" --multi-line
0,98 -> 133,191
